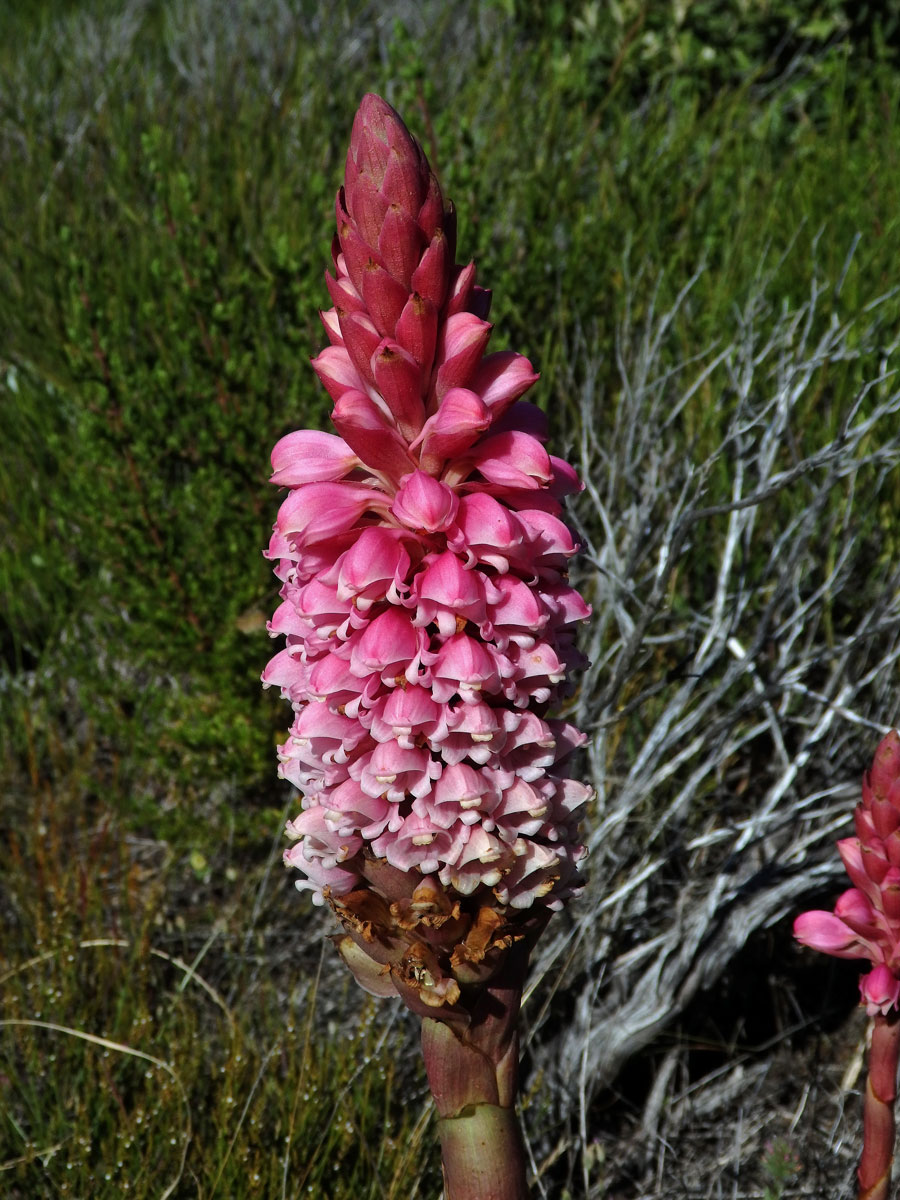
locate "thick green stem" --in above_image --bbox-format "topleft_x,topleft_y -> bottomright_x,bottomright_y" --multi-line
436,1103 -> 528,1200
858,1011 -> 900,1200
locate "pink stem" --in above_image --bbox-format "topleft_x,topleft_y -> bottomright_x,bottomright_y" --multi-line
858,1010 -> 900,1200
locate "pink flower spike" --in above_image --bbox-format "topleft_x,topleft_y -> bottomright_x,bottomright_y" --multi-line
860,965 -> 900,1016
266,94 -> 589,968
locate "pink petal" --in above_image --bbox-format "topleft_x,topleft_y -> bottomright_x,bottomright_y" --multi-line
486,575 -> 546,644
324,269 -> 365,316
860,964 -> 900,1015
277,482 -> 391,546
412,550 -> 487,637
391,470 -> 459,533
413,387 -> 491,476
349,607 -> 423,684
395,293 -> 438,375
489,401 -> 549,442
469,351 -> 538,416
439,826 -> 509,894
416,762 -> 501,828
331,526 -> 412,608
444,262 -> 491,320
410,229 -> 451,310
362,260 -> 410,335
432,312 -> 492,401
261,647 -> 310,700
372,342 -> 425,442
870,731 -> 900,799
548,455 -> 583,498
367,686 -> 445,748
352,743 -> 439,804
338,310 -> 382,387
378,204 -> 424,286
492,841 -> 560,909
324,772 -> 393,840
331,389 -> 417,482
311,344 -> 367,404
374,813 -> 462,876
793,910 -> 869,958
431,632 -> 500,703
462,430 -> 552,490
447,493 -> 525,573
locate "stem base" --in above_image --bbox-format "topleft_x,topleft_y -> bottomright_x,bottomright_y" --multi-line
437,1103 -> 529,1200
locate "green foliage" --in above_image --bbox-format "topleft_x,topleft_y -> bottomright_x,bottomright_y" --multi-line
3,0 -> 900,810
0,758 -> 438,1198
761,1137 -> 802,1199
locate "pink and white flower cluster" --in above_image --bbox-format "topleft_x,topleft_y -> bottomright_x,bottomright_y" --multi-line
263,94 -> 591,913
794,731 -> 900,1015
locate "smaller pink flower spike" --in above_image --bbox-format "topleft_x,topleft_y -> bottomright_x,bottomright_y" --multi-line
794,731 -> 900,1012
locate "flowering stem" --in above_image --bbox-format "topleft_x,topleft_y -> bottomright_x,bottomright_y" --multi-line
859,1010 -> 900,1200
